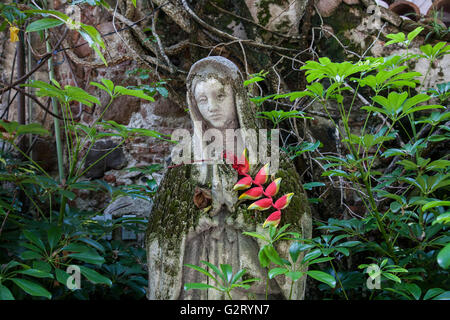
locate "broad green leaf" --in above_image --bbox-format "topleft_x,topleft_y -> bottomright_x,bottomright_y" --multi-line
285,271 -> 304,281
47,226 -> 62,251
258,247 -> 270,268
0,284 -> 14,300
10,278 -> 51,299
433,212 -> 450,225
23,230 -> 46,251
307,270 -> 336,288
437,243 -> 450,269
289,241 -> 304,263
423,288 -> 445,300
26,18 -> 64,32
20,251 -> 43,260
55,268 -> 70,286
17,269 -> 54,279
263,245 -> 285,266
243,231 -> 267,242
67,251 -> 105,265
422,201 -> 450,211
303,182 -> 325,190
268,267 -> 289,279
79,266 -> 112,286
200,261 -> 226,283
220,264 -> 233,283
383,272 -> 402,283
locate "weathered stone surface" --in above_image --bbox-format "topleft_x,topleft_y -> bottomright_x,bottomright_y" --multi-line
146,56 -> 312,300
105,196 -> 152,218
84,139 -> 127,179
316,0 -> 342,18
245,0 -> 309,35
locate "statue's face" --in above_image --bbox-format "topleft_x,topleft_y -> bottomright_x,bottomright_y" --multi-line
194,78 -> 236,129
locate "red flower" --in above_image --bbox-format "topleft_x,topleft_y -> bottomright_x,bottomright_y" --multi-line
254,163 -> 270,184
238,187 -> 263,200
248,197 -> 273,211
224,148 -> 250,175
263,210 -> 281,228
233,176 -> 253,191
265,178 -> 282,197
273,193 -> 294,210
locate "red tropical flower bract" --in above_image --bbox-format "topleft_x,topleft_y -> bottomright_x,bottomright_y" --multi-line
265,178 -> 282,197
248,197 -> 272,211
239,187 -> 263,200
263,210 -> 281,228
253,163 -> 269,184
233,176 -> 253,190
273,193 -> 294,210
224,149 -> 250,175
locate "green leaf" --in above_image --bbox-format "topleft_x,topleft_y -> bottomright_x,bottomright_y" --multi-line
17,269 -> 54,279
422,200 -> 450,211
55,268 -> 70,286
307,270 -> 336,288
268,267 -> 288,279
263,245 -> 285,266
437,243 -> 450,269
20,250 -> 43,260
407,27 -> 424,42
289,241 -> 304,263
47,226 -> 62,251
114,86 -> 155,101
0,284 -> 14,300
79,266 -> 112,286
423,288 -> 445,300
433,212 -> 450,225
383,272 -> 402,283
10,278 -> 51,299
23,9 -> 69,22
285,271 -> 304,281
302,249 -> 322,263
303,182 -> 325,190
220,264 -> 233,283
67,251 -> 105,266
200,261 -> 225,283
184,283 -> 217,291
23,230 -> 46,251
243,231 -> 267,242
258,247 -> 270,268
26,18 -> 64,32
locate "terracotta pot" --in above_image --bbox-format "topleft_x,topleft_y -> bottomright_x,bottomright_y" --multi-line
389,1 -> 421,21
427,0 -> 450,27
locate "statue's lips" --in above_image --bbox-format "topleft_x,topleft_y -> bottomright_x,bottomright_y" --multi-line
208,114 -> 223,121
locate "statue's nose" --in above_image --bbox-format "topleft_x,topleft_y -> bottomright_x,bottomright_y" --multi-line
208,101 -> 220,113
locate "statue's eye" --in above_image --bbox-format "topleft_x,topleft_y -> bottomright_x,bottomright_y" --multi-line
217,94 -> 225,100
197,96 -> 207,104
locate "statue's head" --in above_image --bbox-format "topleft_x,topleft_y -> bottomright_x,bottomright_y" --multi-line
187,56 -> 244,131
191,76 -> 237,129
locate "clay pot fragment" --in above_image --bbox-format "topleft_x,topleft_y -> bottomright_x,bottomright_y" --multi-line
427,0 -> 450,27
389,1 -> 421,21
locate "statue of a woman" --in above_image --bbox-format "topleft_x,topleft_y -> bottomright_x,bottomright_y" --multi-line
146,56 -> 312,300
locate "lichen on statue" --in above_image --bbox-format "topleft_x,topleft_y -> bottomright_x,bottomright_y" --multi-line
146,56 -> 312,300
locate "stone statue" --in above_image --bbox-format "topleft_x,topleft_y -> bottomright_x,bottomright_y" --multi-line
146,56 -> 312,300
